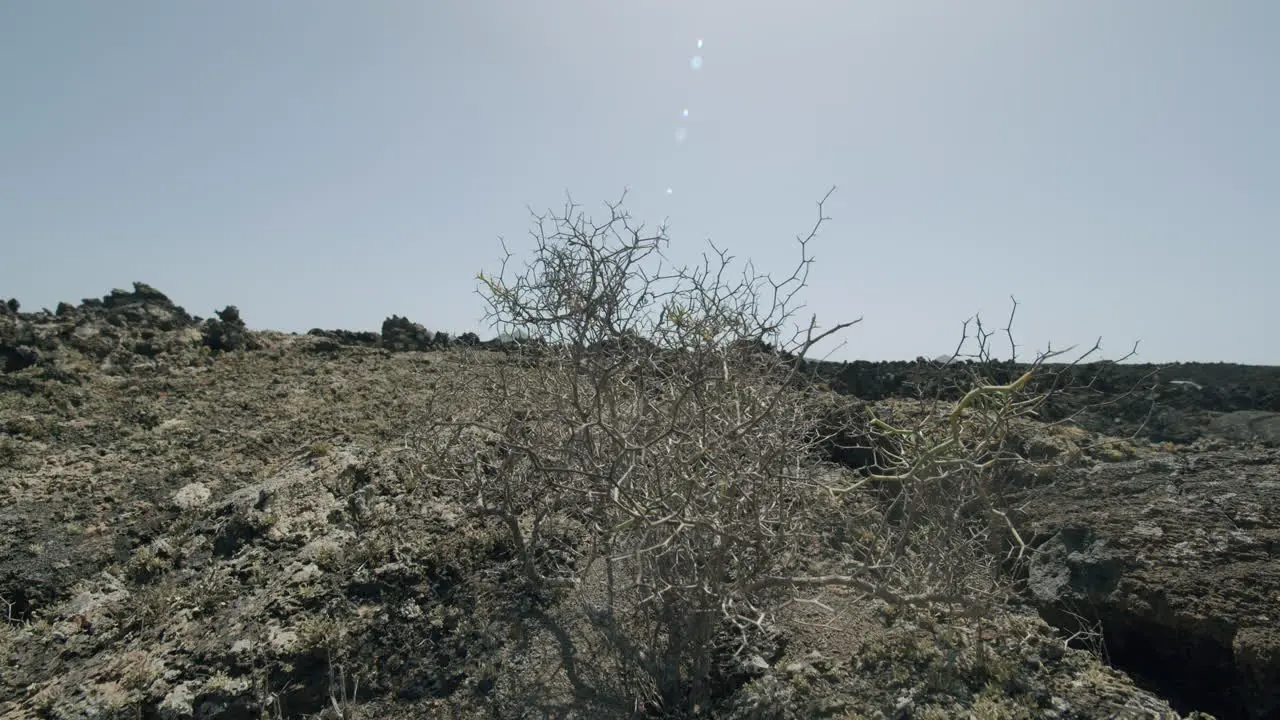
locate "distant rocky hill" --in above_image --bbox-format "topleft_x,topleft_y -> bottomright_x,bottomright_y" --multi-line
798,356 -> 1280,446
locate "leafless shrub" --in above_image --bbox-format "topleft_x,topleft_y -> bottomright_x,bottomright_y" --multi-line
813,299 -> 1144,653
416,189 -> 1126,715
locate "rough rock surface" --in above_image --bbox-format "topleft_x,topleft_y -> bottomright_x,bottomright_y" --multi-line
808,357 -> 1280,445
1208,411 -> 1280,447
0,282 -> 262,379
0,283 -> 1268,719
1017,441 -> 1280,719
380,314 -> 451,352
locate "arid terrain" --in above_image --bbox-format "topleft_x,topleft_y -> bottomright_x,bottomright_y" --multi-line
1,285 -> 1276,719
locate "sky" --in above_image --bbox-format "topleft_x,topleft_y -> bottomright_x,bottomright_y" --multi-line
1,2 -> 1276,364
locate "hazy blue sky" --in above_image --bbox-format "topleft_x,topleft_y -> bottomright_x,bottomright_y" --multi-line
2,2 -> 1276,363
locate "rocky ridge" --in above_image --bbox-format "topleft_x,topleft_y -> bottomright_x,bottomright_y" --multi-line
1,284 -> 1274,718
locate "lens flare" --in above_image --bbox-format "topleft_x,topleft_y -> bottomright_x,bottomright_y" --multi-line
690,56 -> 703,70
696,38 -> 703,49
681,108 -> 689,118
674,128 -> 688,143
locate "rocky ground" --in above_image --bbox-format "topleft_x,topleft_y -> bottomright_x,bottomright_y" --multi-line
1018,439 -> 1279,719
0,285 -> 1274,719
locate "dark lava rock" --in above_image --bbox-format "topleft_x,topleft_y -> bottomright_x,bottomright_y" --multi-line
1,345 -> 40,374
1019,445 -> 1280,719
305,328 -> 382,350
202,305 -> 261,353
380,315 -> 442,352
1208,411 -> 1280,447
76,282 -> 196,331
1,282 -> 204,378
807,358 -> 1280,445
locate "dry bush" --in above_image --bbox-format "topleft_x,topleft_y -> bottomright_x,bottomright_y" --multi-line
416,189 -> 1127,715
847,298 -> 1140,603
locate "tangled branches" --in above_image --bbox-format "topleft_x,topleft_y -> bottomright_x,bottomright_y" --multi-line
419,189 -> 1121,714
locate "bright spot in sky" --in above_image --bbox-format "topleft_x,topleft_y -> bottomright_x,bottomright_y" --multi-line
674,128 -> 688,143
666,188 -> 673,195
681,108 -> 689,118
690,55 -> 703,70
696,38 -> 703,49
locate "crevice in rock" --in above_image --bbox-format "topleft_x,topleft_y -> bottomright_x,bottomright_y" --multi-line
1023,525 -> 1259,718
1,586 -> 33,623
1103,613 -> 1240,719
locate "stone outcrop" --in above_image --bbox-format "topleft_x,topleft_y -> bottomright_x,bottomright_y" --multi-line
304,328 -> 382,351
0,284 -> 278,380
380,315 -> 450,352
1018,444 -> 1280,719
1,283 -> 204,377
200,305 -> 261,354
